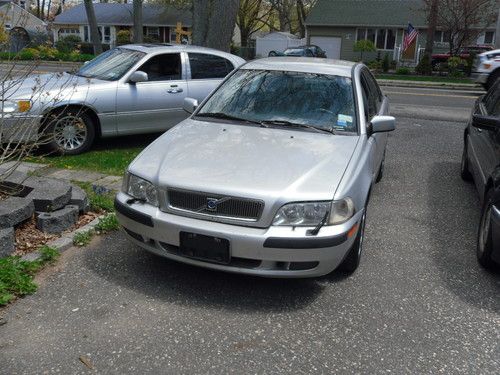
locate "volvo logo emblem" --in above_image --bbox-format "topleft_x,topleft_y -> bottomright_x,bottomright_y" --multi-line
207,198 -> 218,211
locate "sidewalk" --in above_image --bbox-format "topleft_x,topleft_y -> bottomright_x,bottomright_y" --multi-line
2,161 -> 122,191
377,78 -> 484,92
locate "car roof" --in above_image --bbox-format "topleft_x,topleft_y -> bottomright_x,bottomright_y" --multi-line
119,44 -> 243,60
242,57 -> 357,77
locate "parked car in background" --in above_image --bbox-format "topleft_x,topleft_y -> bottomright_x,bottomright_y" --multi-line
116,57 -> 395,278
431,45 -> 493,68
268,45 -> 327,58
472,49 -> 500,89
461,79 -> 500,270
0,44 -> 245,155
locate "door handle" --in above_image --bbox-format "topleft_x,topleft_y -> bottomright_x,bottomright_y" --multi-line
167,88 -> 183,93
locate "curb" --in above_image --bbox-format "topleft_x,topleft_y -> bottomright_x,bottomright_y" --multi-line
20,214 -> 108,262
378,79 -> 484,92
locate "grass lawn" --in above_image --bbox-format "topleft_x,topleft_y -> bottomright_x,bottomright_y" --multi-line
28,133 -> 161,176
375,74 -> 474,84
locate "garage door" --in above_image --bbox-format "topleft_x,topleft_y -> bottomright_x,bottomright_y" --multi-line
310,36 -> 341,60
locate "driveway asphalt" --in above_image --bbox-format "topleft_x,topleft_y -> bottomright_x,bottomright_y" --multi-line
0,114 -> 499,374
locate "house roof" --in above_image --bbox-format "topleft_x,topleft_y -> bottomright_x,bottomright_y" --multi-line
54,3 -> 192,27
305,0 -> 428,28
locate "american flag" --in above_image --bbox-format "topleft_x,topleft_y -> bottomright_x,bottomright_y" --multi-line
402,23 -> 418,52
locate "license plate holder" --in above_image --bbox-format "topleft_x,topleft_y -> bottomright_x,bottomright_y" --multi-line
179,232 -> 230,264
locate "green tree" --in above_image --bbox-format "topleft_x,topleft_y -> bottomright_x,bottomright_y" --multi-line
354,40 -> 376,62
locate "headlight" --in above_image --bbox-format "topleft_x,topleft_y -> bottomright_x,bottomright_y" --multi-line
272,198 -> 355,226
273,201 -> 330,226
329,197 -> 355,225
0,100 -> 31,113
124,173 -> 159,206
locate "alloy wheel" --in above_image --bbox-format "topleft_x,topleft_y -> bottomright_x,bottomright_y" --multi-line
53,115 -> 88,151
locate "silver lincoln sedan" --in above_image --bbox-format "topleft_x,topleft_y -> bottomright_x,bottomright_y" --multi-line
0,44 -> 244,154
115,57 -> 396,278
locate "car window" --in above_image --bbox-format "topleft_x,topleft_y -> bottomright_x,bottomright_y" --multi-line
483,81 -> 500,116
360,74 -> 377,119
189,53 -> 234,79
137,53 -> 182,81
76,48 -> 145,81
364,70 -> 383,106
198,69 -> 357,133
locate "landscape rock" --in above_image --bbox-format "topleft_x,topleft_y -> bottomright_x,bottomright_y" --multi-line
0,227 -> 15,257
69,185 -> 89,213
24,177 -> 72,212
0,197 -> 35,229
36,205 -> 79,234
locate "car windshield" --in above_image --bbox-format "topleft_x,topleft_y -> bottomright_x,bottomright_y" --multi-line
197,69 -> 357,133
76,48 -> 146,81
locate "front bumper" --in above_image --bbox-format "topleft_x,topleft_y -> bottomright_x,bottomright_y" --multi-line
115,192 -> 361,278
490,204 -> 500,264
471,72 -> 489,85
0,114 -> 42,142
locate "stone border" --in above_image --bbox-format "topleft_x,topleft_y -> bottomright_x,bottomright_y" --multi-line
21,215 -> 107,262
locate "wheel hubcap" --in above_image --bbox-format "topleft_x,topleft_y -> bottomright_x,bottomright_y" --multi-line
53,115 -> 87,151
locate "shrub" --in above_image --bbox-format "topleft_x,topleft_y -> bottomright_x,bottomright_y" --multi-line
396,67 -> 411,75
18,48 -> 40,60
382,53 -> 390,73
80,42 -> 110,55
415,54 -> 432,75
116,30 -> 131,45
55,35 -> 81,53
447,56 -> 466,77
353,40 -> 376,62
36,45 -> 58,60
367,60 -> 382,70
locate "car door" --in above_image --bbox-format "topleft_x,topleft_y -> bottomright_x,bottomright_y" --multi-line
361,69 -> 386,175
469,82 -> 500,196
115,52 -> 188,135
186,52 -> 236,103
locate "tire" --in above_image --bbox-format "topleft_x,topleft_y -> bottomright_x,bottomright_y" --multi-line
460,135 -> 473,181
485,70 -> 500,90
268,51 -> 277,57
43,109 -> 96,155
376,152 -> 385,183
477,188 -> 497,270
338,208 -> 367,274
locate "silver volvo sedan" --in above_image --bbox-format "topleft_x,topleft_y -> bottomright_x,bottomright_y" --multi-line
0,44 -> 245,154
115,57 -> 396,278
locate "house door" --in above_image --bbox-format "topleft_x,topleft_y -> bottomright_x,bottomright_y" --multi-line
310,36 -> 341,59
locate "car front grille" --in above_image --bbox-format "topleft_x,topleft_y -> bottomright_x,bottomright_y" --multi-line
166,189 -> 264,221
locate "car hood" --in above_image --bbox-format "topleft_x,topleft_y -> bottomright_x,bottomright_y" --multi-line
1,72 -> 105,100
130,119 -> 359,202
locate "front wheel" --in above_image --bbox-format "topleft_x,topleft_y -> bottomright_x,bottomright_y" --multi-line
477,188 -> 497,269
338,209 -> 367,273
43,109 -> 96,155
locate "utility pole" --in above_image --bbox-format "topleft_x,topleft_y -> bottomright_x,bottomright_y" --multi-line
495,5 -> 500,49
133,0 -> 143,43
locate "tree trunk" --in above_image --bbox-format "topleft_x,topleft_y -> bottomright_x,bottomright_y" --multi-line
192,0 -> 211,46
206,0 -> 240,52
41,0 -> 46,19
83,0 -> 103,55
424,0 -> 438,56
495,6 -> 500,49
133,0 -> 143,43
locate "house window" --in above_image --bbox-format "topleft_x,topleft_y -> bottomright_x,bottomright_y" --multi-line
484,31 -> 495,44
357,28 -> 396,50
434,30 -> 450,43
83,26 -> 110,44
146,27 -> 160,41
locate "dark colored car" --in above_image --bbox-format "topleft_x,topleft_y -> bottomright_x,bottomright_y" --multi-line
268,45 -> 327,58
461,79 -> 500,269
431,45 -> 493,68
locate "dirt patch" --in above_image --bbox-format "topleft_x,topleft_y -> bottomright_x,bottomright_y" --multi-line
12,211 -> 100,256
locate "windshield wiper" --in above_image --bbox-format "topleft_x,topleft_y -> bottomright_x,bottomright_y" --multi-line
195,112 -> 264,126
260,120 -> 334,134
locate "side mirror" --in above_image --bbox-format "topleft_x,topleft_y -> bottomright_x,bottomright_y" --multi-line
183,97 -> 199,114
369,115 -> 396,135
83,61 -> 90,65
129,70 -> 148,84
472,114 -> 500,131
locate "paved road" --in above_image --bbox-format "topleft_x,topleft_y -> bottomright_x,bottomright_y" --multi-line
1,109 -> 499,373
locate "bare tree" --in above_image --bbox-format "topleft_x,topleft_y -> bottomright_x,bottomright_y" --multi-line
83,0 -> 103,55
133,0 -> 143,43
426,0 -> 497,55
237,0 -> 273,47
